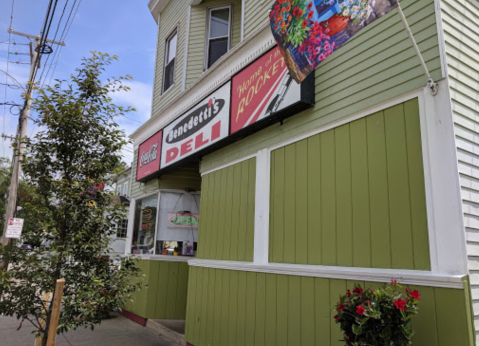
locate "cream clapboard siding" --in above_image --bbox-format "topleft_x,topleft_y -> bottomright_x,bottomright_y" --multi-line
441,0 -> 479,340
130,149 -> 202,199
201,0 -> 443,172
186,0 -> 243,89
244,0 -> 274,38
151,0 -> 189,116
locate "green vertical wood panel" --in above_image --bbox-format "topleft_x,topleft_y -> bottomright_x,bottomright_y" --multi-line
223,166 -> 235,261
192,267 -> 204,344
205,268 -> 216,346
176,263 -> 189,319
165,262 -> 179,317
350,119 -> 372,268
204,173 -> 214,259
276,274 -> 288,346
307,135 -> 321,265
435,287 -> 473,346
238,161 -> 249,261
145,261 -> 159,317
236,271 -> 247,346
384,104 -> 415,269
220,270 -> 230,345
230,163 -> 241,261
408,285 -> 438,346
283,145 -> 296,264
334,125 -> 353,267
329,279 -> 347,346
288,276 -> 302,346
366,111 -> 392,269
198,267 -> 209,346
212,269 -> 224,346
404,99 -> 430,270
321,131 -> 337,265
265,274 -> 277,346
209,172 -> 221,259
315,278 -> 331,346
156,261 -> 170,318
271,148 -> 285,263
216,169 -> 228,260
228,270 -> 239,346
255,273 -> 267,346
301,277 -> 315,346
295,140 -> 308,264
184,264 -> 197,342
198,175 -> 209,259
246,160 -> 256,261
245,272 -> 257,346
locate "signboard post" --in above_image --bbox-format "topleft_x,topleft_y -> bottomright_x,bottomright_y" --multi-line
5,218 -> 24,239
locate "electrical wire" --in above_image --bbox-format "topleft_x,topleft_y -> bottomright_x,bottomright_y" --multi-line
3,0 -> 15,157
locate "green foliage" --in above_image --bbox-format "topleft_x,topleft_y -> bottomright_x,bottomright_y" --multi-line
334,281 -> 421,345
0,52 -> 142,345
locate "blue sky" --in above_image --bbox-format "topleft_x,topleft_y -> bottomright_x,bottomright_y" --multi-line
0,0 -> 158,165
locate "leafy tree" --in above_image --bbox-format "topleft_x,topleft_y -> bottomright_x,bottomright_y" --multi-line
0,52 -> 141,345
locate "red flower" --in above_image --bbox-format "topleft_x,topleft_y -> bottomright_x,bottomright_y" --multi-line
307,11 -> 314,20
410,290 -> 421,300
353,287 -> 363,296
307,2 -> 313,10
392,279 -> 397,285
394,299 -> 406,311
337,303 -> 346,312
302,19 -> 308,29
334,315 -> 340,321
356,306 -> 366,315
346,289 -> 352,297
293,6 -> 303,18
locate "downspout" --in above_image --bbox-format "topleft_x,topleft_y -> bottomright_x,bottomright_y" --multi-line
241,0 -> 245,41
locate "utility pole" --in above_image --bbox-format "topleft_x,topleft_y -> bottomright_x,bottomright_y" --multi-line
1,30 -> 65,248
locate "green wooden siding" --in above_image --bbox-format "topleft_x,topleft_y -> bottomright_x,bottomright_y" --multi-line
200,0 -> 442,173
197,158 -> 256,261
440,0 -> 479,338
185,266 -> 475,346
123,259 -> 189,319
269,99 -> 430,270
186,0 -> 242,89
130,149 -> 202,199
244,0 -> 273,38
151,0 -> 189,116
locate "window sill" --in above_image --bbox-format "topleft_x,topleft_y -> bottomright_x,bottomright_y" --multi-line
128,254 -> 192,262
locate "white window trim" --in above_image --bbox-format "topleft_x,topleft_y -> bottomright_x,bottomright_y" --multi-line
192,83 -> 468,288
204,4 -> 233,71
162,27 -> 179,95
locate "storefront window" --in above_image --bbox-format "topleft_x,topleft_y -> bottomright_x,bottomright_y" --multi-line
155,192 -> 200,257
131,194 -> 158,254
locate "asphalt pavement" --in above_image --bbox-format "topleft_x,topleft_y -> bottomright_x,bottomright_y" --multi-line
0,313 -> 179,346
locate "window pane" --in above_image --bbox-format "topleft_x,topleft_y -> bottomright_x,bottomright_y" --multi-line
208,38 -> 228,68
123,183 -> 128,196
167,33 -> 177,63
155,192 -> 201,257
209,8 -> 230,38
131,194 -> 158,254
164,59 -> 175,91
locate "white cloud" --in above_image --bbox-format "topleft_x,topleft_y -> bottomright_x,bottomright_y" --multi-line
110,79 -> 152,125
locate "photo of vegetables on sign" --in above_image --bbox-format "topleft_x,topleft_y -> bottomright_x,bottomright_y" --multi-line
270,0 -> 399,83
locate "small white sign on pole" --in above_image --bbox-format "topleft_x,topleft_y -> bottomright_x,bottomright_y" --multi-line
5,218 -> 24,239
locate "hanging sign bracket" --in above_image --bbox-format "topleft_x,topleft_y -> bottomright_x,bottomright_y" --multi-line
397,3 -> 439,96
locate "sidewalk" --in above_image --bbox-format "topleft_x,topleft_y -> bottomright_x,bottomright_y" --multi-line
0,313 -> 180,346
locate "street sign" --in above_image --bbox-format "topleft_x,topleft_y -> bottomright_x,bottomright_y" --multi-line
5,218 -> 24,239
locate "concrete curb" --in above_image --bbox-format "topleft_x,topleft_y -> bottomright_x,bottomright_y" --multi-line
146,319 -> 186,346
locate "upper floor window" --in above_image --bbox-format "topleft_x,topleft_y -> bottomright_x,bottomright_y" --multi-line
205,5 -> 231,69
123,182 -> 129,197
163,29 -> 177,93
116,184 -> 122,195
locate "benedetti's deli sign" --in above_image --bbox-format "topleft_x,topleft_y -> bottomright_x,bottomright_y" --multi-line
137,46 -> 314,182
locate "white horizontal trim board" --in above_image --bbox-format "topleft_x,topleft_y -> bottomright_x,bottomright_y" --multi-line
188,259 -> 465,289
136,255 -> 190,262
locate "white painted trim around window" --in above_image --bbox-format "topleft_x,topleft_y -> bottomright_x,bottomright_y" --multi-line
204,4 -> 233,71
188,259 -> 465,289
